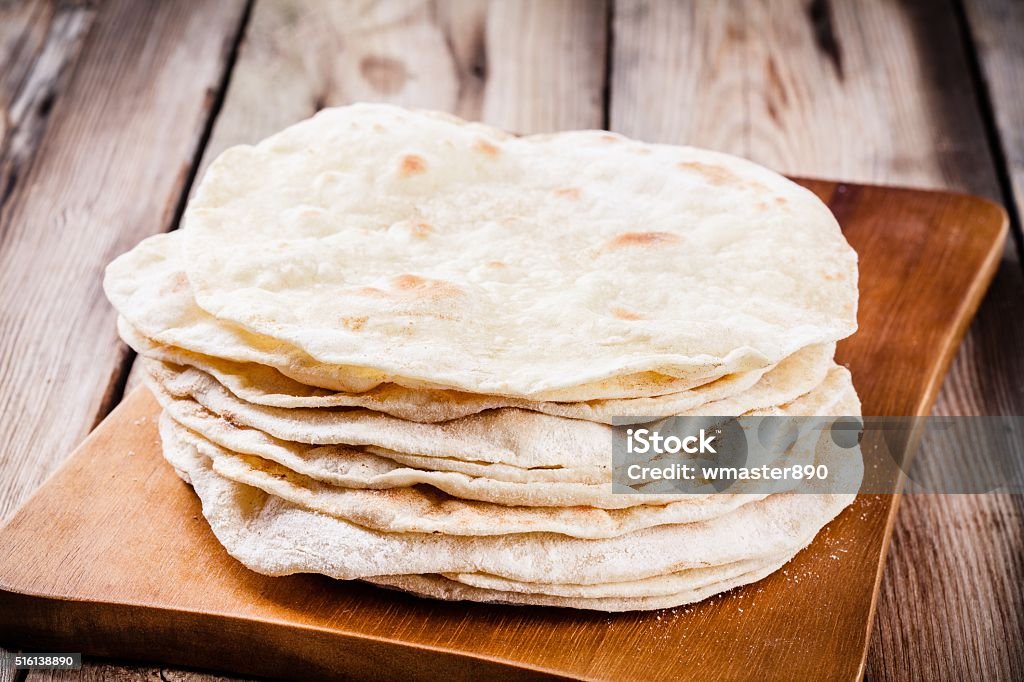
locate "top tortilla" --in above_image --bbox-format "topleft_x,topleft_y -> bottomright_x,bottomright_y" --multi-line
173,103 -> 856,399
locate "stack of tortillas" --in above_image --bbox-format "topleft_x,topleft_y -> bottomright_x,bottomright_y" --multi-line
104,103 -> 861,612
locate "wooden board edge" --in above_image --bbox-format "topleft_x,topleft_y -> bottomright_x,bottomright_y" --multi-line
0,388 -> 154,542
0,590 -> 574,682
917,195 -> 1008,415
848,189 -> 1008,681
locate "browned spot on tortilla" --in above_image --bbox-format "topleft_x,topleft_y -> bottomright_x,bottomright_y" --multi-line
342,316 -> 368,331
554,187 -> 582,200
677,161 -> 740,186
600,134 -> 622,143
373,123 -> 386,133
393,274 -> 462,298
161,271 -> 190,295
395,274 -> 426,289
605,231 -> 681,249
399,154 -> 427,176
486,260 -> 507,268
357,286 -> 387,297
411,222 -> 433,238
612,307 -> 645,321
633,148 -> 653,155
474,139 -> 499,157
775,196 -> 788,205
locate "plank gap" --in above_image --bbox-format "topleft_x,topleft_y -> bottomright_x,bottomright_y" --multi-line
0,0 -> 98,223
601,0 -> 615,129
950,0 -> 1024,269
160,0 -> 256,244
105,0 -> 256,422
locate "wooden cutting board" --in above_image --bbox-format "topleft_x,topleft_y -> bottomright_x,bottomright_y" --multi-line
0,181 -> 1007,681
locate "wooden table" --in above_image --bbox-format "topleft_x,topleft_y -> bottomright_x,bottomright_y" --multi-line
0,1 -> 1020,680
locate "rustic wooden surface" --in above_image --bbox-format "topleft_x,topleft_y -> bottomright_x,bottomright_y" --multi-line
0,179 -> 1007,680
0,0 -> 249,519
0,0 -> 1021,680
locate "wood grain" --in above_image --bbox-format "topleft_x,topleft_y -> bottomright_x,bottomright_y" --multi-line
610,1 -> 1023,680
612,0 -> 999,195
0,0 -> 249,525
0,180 -> 1006,682
923,7 -> 1024,676
0,0 -> 96,213
200,0 -> 606,171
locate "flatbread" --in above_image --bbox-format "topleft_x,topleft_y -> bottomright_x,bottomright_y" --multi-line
148,360 -> 855,470
160,416 -> 861,586
367,564 -> 785,612
106,232 -> 766,399
442,552 -> 795,599
121,317 -> 834,423
180,103 -> 857,398
168,417 -> 769,539
159,394 -> 608,486
103,102 -> 863,611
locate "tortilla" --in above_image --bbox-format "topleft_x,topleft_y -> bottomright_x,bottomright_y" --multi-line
367,565 -> 784,612
122,317 -> 835,423
169,417 -> 770,539
180,103 -> 857,399
148,360 -> 854,470
106,233 -> 769,399
160,412 -> 861,586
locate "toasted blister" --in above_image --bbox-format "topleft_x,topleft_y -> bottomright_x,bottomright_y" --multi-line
158,411 -> 861,589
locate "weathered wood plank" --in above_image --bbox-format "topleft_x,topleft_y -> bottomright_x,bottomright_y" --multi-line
443,0 -> 608,132
0,0 -> 97,213
196,0 -> 606,173
0,646 -> 15,682
0,0 -> 248,525
610,1 -> 1023,680
612,0 -> 1000,196
963,0 -> 1024,231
